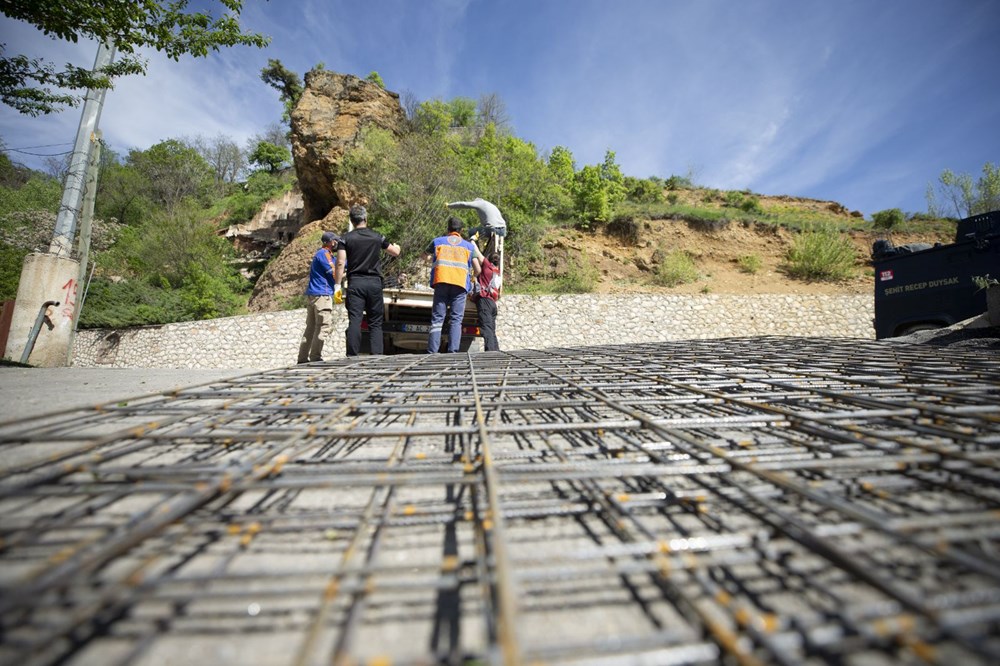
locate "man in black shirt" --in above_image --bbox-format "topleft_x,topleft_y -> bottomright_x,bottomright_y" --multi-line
335,205 -> 401,355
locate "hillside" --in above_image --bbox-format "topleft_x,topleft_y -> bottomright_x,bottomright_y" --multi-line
513,190 -> 953,297
241,187 -> 954,309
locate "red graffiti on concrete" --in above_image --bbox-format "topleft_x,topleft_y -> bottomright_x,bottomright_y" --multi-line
61,279 -> 77,319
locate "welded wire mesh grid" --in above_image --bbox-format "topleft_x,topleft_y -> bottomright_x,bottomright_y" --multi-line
1,336 -> 999,666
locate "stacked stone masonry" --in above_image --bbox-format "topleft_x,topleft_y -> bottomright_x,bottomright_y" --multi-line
72,294 -> 875,369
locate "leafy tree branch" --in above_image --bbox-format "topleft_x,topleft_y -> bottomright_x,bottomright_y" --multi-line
0,0 -> 270,115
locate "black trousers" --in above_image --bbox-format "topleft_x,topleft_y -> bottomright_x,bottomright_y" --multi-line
345,276 -> 384,355
477,297 -> 499,351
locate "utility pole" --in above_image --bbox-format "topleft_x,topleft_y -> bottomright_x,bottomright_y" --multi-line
50,44 -> 115,257
66,131 -> 103,364
3,43 -> 115,366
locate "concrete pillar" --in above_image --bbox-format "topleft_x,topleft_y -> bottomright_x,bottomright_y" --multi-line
4,253 -> 81,366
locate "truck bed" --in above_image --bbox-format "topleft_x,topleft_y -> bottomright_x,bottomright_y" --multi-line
356,287 -> 482,353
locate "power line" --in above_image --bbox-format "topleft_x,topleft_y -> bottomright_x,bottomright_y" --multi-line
6,142 -> 74,151
6,148 -> 74,158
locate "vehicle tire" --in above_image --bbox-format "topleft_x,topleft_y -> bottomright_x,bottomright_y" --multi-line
897,322 -> 944,337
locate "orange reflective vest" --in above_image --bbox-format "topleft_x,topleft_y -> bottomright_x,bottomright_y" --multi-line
429,233 -> 476,290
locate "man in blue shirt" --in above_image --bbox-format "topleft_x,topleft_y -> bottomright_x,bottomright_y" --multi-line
297,231 -> 340,363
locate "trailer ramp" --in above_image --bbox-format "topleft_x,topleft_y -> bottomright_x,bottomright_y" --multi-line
1,337 -> 999,665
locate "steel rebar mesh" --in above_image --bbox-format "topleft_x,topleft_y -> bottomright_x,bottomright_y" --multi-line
1,336 -> 998,666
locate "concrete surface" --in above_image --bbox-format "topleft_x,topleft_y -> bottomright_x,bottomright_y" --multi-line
0,367 -> 262,422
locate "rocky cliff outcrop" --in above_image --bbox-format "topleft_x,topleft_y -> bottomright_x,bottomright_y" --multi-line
247,71 -> 407,312
290,71 -> 407,223
247,207 -> 351,312
225,188 -> 304,255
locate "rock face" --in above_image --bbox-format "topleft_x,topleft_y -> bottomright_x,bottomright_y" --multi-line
247,71 -> 406,312
225,188 -> 304,267
290,71 -> 407,223
247,208 -> 350,313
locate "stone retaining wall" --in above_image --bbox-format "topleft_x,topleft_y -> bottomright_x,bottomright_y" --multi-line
72,294 -> 875,369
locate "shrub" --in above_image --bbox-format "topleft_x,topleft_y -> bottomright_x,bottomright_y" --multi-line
872,208 -> 905,230
664,174 -> 693,190
740,196 -> 763,215
653,249 -> 698,286
79,268 -> 246,328
0,242 -> 25,301
724,190 -> 744,208
666,193 -> 679,205
625,177 -> 663,204
555,257 -> 599,293
737,254 -> 762,274
223,171 -> 289,224
784,225 -> 857,281
0,175 -> 61,216
79,278 -> 190,328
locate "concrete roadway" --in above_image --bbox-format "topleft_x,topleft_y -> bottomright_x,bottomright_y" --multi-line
0,367 -> 262,422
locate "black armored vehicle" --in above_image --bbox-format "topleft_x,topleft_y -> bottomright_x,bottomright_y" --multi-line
872,210 -> 999,339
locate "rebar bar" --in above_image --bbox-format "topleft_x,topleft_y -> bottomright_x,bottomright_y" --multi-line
1,336 -> 998,665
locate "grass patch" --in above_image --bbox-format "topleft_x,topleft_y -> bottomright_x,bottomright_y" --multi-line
554,257 -> 599,293
653,249 -> 699,287
511,256 -> 599,294
784,225 -> 858,281
737,254 -> 763,274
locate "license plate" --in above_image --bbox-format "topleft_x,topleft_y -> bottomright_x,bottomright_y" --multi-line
401,323 -> 430,333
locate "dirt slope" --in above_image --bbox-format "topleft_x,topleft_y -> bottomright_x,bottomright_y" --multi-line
519,192 -> 952,296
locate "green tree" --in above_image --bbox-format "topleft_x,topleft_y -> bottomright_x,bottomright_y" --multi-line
665,173 -> 694,190
0,172 -> 60,300
95,154 -> 153,226
248,140 -> 290,174
600,150 -> 627,207
412,99 -> 453,134
0,0 -> 270,116
127,139 -> 213,213
260,58 -> 303,122
448,97 -> 477,128
624,176 -> 662,204
546,146 -> 576,219
926,162 -> 1000,218
412,97 -> 478,134
365,70 -> 385,88
574,164 -> 610,227
547,146 -> 576,188
223,170 -> 288,223
85,202 -> 248,326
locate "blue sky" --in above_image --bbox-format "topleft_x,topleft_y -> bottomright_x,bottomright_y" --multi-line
1,0 -> 998,218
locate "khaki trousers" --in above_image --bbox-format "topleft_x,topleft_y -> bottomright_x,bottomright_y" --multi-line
297,295 -> 334,363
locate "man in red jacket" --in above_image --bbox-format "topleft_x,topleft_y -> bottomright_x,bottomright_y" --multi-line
473,251 -> 502,351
